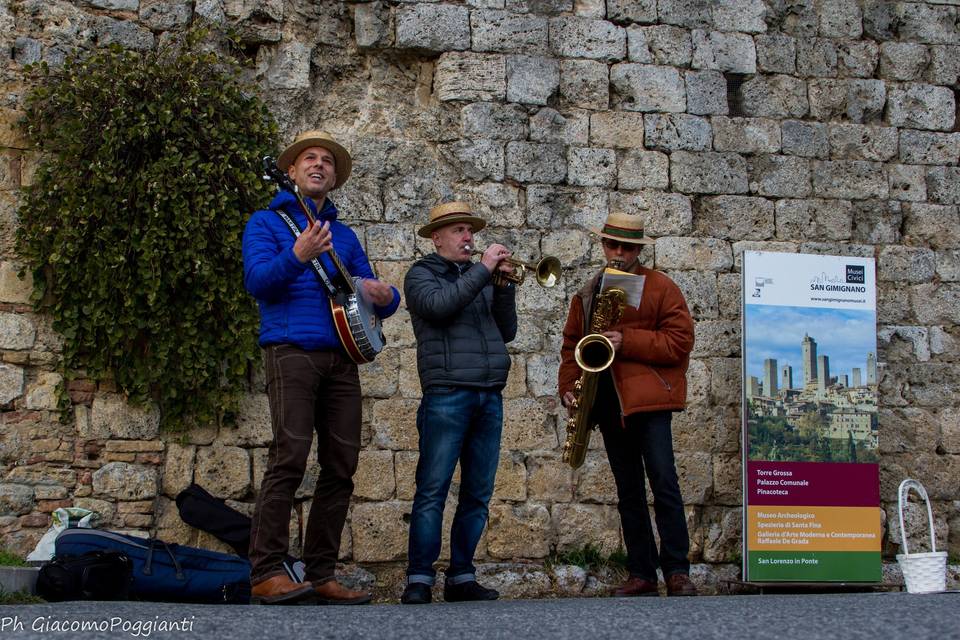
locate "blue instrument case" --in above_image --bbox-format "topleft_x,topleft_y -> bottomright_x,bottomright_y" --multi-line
54,528 -> 251,604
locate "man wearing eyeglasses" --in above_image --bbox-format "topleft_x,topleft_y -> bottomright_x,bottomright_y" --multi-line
558,211 -> 697,597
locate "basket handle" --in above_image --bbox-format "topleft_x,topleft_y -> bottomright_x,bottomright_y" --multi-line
897,478 -> 937,555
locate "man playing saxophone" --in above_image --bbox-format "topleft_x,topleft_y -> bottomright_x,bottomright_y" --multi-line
558,212 -> 697,597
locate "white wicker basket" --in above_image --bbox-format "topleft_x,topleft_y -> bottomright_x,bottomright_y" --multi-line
895,479 -> 947,594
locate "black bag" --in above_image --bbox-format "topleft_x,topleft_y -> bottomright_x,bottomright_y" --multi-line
175,483 -> 306,582
37,550 -> 132,602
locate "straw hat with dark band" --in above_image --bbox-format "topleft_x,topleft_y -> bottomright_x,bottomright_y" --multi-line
594,212 -> 656,245
277,130 -> 352,190
418,201 -> 487,238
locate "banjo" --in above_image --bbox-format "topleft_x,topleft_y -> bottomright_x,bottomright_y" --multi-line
262,157 -> 385,364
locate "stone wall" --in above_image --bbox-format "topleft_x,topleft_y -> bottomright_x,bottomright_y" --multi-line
0,0 -> 959,596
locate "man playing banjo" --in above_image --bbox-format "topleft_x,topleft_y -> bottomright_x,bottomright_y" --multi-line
242,130 -> 399,605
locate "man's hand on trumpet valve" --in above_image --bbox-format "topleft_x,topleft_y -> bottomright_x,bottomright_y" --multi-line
480,243 -> 513,274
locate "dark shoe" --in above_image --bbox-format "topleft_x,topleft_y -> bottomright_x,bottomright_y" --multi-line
251,575 -> 315,605
666,573 -> 698,597
312,579 -> 373,605
400,582 -> 432,605
613,576 -> 659,597
443,580 -> 499,602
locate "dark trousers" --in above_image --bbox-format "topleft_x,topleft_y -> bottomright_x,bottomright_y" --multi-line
599,409 -> 691,582
248,345 -> 361,585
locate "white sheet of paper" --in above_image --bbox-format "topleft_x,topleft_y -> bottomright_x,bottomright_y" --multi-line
600,269 -> 645,309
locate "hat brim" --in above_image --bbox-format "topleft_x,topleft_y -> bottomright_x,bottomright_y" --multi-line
418,214 -> 487,238
594,229 -> 656,245
277,138 -> 352,190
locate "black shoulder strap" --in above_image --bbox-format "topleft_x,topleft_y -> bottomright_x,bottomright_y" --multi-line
271,208 -> 338,298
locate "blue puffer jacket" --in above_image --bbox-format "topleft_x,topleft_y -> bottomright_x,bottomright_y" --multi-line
242,190 -> 400,351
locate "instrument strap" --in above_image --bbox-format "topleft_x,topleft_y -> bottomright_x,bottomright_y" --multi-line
272,209 -> 339,298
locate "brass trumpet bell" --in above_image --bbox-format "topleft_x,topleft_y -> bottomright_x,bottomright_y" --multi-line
472,248 -> 562,288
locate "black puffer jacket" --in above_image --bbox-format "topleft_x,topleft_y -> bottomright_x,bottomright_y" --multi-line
404,253 -> 517,391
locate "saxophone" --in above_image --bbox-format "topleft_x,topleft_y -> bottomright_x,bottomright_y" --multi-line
561,284 -> 627,469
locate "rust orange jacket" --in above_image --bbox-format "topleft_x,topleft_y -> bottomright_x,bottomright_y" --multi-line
558,265 -> 694,417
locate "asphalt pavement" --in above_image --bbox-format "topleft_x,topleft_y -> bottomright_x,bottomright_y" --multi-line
1,592 -> 959,640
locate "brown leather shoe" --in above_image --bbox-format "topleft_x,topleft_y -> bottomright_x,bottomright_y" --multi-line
312,579 -> 373,605
614,576 -> 659,597
251,575 -> 315,605
666,573 -> 698,596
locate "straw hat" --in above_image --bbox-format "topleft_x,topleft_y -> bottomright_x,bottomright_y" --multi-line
417,201 -> 487,238
277,130 -> 352,190
594,212 -> 656,245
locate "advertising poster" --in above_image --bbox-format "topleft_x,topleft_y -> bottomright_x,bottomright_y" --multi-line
742,251 -> 881,582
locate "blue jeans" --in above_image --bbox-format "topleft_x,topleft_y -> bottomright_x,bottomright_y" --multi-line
406,387 -> 503,586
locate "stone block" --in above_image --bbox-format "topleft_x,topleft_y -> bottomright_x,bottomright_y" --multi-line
194,445 -> 250,500
904,204 -> 960,250
817,0 -> 863,37
354,2 -> 393,48
505,0 -> 571,12
684,70 -> 727,116
701,506 -> 741,563
937,251 -> 960,282
501,398 -> 556,451
676,450 -> 713,504
851,199 -> 903,244
486,503 -> 551,559
696,196 -> 774,240
353,450 -> 395,501
692,320 -> 741,358
526,352 -> 558,398
452,182 -> 523,228
628,25 -> 691,66
435,53 -> 506,102
837,40 -> 878,78
139,1 -> 191,31
655,237 -> 733,272
827,124 -> 897,162
610,191 -> 693,236
505,142 -> 567,184
0,484 -> 33,516
394,450 -> 417,500
879,42 -> 929,81
90,395 -> 160,441
439,139 -> 504,181
712,117 -> 780,155
572,452 -> 617,503
712,0 -> 767,33
0,263 -> 32,304
899,131 -> 960,166
552,503 -> 621,554
526,454 -> 573,502
887,165 -> 927,203
847,79 -> 886,124
219,393 -> 272,447
0,313 -> 34,350
92,463 -> 157,501
24,372 -> 60,411
370,398 -> 420,450
396,4 -> 469,52
887,84 -> 956,132
506,55 -> 559,105
526,185 -> 607,229
927,167 -> 960,205
94,17 -> 155,51
530,108 -> 589,145
691,30 -> 756,74
657,0 -> 712,29
472,10 -> 548,55
610,64 -> 685,113
462,103 -> 527,142
493,451 -> 527,502
559,59 -> 609,110
263,42 -> 311,90
780,120 -> 830,158
356,348 -> 400,399
665,271 -> 719,320
926,45 -> 960,85
812,160 -> 888,200
549,16 -> 626,62
878,246 -> 936,284
670,151 -> 748,195
351,501 -> 410,562
740,75 -> 808,118
749,155 -> 811,198
606,0 -> 656,24
643,114 -> 711,152
617,150 -> 669,191
795,37 -> 838,78
589,112 -> 644,149
895,2 -> 959,45
775,198 -> 853,242
756,35 -> 797,74
161,443 -> 194,498
567,147 -> 616,188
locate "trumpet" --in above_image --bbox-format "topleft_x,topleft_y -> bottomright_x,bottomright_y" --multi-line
467,245 -> 562,288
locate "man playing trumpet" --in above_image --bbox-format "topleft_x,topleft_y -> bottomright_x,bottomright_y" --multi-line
401,201 -> 518,604
558,212 -> 697,597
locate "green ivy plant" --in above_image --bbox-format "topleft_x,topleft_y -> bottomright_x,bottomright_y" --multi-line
16,30 -> 278,430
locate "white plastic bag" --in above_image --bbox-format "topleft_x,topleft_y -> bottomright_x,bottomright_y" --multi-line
26,507 -> 97,562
